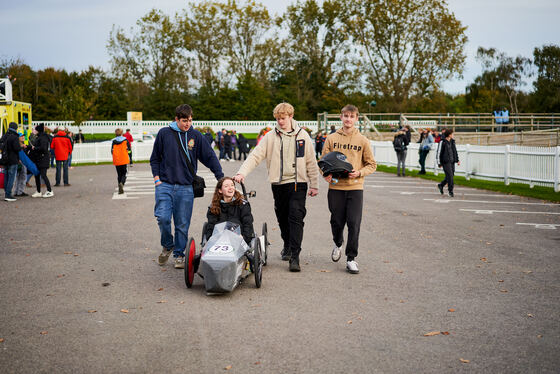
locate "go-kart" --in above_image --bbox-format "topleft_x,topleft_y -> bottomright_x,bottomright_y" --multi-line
184,184 -> 269,294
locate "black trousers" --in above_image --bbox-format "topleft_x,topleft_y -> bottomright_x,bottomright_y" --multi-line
440,163 -> 455,193
116,165 -> 127,185
271,182 -> 307,259
35,167 -> 52,193
327,189 -> 363,260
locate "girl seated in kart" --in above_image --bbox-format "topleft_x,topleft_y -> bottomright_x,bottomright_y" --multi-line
205,177 -> 255,245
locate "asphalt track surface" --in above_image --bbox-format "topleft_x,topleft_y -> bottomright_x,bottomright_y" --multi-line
1,159 -> 559,373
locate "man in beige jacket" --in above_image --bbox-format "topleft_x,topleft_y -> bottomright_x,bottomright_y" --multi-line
234,103 -> 319,272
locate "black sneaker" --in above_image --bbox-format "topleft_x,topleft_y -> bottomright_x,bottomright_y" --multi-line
289,257 -> 300,272
437,184 -> 444,195
281,248 -> 290,261
449,192 -> 454,197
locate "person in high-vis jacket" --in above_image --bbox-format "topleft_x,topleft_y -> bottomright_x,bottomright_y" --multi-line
111,128 -> 131,194
233,102 -> 319,272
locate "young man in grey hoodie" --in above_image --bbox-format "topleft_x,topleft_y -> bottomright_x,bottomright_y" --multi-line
233,103 -> 319,272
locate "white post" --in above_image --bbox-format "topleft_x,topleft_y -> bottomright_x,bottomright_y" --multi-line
465,144 -> 470,180
504,145 -> 510,186
554,146 -> 560,193
95,142 -> 99,164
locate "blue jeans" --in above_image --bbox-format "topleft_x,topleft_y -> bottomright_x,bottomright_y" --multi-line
56,160 -> 69,185
3,164 -> 18,198
154,182 -> 194,257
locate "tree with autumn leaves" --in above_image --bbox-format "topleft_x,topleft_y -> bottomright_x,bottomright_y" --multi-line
1,0 -> 558,122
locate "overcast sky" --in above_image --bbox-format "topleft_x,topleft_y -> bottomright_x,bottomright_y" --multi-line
3,0 -> 560,94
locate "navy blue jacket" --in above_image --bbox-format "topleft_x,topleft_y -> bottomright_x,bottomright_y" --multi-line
150,123 -> 223,185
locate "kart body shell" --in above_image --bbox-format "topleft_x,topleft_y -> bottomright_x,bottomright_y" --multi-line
199,222 -> 250,293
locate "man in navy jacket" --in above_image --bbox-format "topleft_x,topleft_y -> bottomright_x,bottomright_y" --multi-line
150,104 -> 224,269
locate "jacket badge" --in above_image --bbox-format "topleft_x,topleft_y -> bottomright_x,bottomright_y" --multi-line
188,138 -> 195,150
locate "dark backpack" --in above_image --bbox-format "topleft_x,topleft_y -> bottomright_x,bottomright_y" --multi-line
393,136 -> 405,152
0,133 -> 8,166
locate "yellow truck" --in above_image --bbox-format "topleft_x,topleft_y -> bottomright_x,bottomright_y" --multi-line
0,78 -> 32,138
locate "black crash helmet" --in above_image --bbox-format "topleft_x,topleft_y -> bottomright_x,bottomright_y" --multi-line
318,151 -> 353,179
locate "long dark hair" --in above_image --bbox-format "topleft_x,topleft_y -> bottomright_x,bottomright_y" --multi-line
210,177 -> 243,216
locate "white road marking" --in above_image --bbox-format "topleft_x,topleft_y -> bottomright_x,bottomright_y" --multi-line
516,223 -> 560,230
366,185 -> 466,189
461,209 -> 560,215
112,193 -> 139,200
424,198 -> 559,207
392,191 -> 517,198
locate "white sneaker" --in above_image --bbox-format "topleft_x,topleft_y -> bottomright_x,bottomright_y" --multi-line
158,248 -> 172,266
331,245 -> 342,262
42,191 -> 54,198
4,197 -> 17,202
32,192 -> 43,198
174,257 -> 185,269
346,261 -> 359,274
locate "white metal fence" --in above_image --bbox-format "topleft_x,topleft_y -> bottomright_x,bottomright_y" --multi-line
35,120 -> 319,135
370,141 -> 560,192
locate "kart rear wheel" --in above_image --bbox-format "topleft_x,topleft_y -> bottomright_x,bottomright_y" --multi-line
184,237 -> 196,288
261,222 -> 269,266
254,239 -> 262,288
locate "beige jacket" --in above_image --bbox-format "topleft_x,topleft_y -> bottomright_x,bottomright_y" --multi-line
237,120 -> 319,189
321,127 -> 377,190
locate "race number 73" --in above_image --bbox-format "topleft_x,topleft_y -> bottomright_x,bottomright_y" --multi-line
209,245 -> 233,253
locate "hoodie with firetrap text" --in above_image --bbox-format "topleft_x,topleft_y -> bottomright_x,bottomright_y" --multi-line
321,127 -> 377,190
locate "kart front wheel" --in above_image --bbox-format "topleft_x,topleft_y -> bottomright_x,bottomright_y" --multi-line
254,239 -> 262,288
185,237 -> 196,288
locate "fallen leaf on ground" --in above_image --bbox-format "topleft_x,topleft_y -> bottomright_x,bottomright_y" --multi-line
480,257 -> 487,262
224,365 -> 232,370
102,283 -> 110,287
161,269 -> 167,272
87,310 -> 97,313
523,270 -> 532,274
178,301 -> 185,304
64,252 -> 72,255
396,270 -> 404,273
25,254 -> 30,256
40,331 -> 48,335
460,358 -> 470,363
441,331 -> 450,335
400,300 -> 405,303
157,288 -> 164,291
383,260 -> 390,263
254,361 -> 260,365
0,338 -> 4,343
498,280 -> 504,283
448,309 -> 455,312
74,254 -> 79,257
537,334 -> 543,338
500,289 -> 508,293
347,320 -> 353,324
486,242 -> 492,245
57,274 -> 65,278
157,300 -> 168,304
527,313 -> 534,318
120,309 -> 129,313
316,269 -> 331,273
423,331 -> 440,336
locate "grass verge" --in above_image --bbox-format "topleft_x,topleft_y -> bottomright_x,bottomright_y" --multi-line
375,164 -> 560,203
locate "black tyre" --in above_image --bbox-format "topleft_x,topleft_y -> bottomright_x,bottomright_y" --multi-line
254,239 -> 262,288
201,222 -> 208,247
261,222 -> 269,266
184,237 -> 196,288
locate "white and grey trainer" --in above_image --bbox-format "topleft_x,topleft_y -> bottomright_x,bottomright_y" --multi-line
331,245 -> 342,262
174,257 -> 185,269
346,260 -> 359,274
